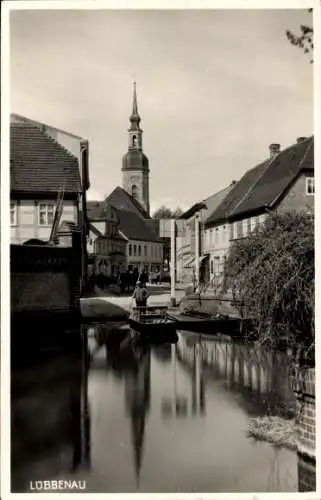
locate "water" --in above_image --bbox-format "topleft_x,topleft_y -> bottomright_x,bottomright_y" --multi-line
11,325 -> 314,493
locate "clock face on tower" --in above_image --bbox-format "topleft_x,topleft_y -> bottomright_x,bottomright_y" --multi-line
130,176 -> 139,183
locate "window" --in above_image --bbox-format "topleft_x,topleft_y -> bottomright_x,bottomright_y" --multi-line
236,221 -> 243,239
210,260 -> 214,274
229,224 -> 234,240
132,135 -> 137,147
306,177 -> 315,195
133,244 -> 137,256
243,219 -> 248,237
131,185 -> 138,199
10,201 -> 17,226
144,245 -> 147,257
129,244 -> 132,256
39,203 -> 55,225
138,245 -> 141,257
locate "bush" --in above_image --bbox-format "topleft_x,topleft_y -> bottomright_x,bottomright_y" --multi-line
223,211 -> 314,358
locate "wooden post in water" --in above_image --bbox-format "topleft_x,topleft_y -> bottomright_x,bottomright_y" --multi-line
195,213 -> 200,293
170,218 -> 176,307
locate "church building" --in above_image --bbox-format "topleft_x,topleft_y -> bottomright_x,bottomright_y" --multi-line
121,81 -> 150,216
88,83 -> 164,277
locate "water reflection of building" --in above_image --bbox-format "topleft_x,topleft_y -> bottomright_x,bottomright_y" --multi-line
161,343 -> 205,418
124,348 -> 151,487
11,325 -> 91,492
177,333 -> 295,417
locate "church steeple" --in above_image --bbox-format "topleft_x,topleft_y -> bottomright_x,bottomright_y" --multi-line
129,81 -> 141,129
122,81 -> 150,216
128,82 -> 142,149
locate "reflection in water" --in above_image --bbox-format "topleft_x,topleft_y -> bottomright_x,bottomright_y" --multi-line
11,325 -> 316,493
177,332 -> 296,418
11,325 -> 91,492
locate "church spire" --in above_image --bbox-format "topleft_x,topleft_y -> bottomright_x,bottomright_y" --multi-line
129,81 -> 141,130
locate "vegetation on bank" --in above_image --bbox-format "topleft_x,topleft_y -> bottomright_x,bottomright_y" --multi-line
247,416 -> 298,451
223,211 -> 314,365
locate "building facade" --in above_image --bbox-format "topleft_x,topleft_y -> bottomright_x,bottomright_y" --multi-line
176,185 -> 234,286
87,202 -> 127,277
204,137 -> 314,289
10,122 -> 83,245
121,82 -> 150,216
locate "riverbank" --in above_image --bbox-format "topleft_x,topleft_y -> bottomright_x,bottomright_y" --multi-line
247,415 -> 298,451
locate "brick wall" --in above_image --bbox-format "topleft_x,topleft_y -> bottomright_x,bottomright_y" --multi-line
11,238 -> 81,315
277,172 -> 314,214
296,368 -> 315,458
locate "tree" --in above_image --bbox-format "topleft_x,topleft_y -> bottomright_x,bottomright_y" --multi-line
286,9 -> 313,63
223,211 -> 314,361
152,206 -> 183,219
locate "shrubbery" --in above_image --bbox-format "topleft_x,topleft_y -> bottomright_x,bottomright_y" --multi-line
223,211 -> 314,359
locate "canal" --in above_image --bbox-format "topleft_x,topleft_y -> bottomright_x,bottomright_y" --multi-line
11,325 -> 314,493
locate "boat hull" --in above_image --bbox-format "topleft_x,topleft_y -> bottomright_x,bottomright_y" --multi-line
167,312 -> 243,336
128,318 -> 178,344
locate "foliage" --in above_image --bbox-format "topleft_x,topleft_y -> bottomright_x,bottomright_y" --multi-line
286,9 -> 313,63
223,211 -> 314,355
247,416 -> 298,451
152,205 -> 183,219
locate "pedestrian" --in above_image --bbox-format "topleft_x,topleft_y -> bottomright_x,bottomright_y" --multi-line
132,280 -> 149,313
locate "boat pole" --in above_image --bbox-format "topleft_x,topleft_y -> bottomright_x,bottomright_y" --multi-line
195,213 -> 200,293
170,218 -> 176,307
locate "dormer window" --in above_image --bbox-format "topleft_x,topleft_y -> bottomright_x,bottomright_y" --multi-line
306,177 -> 315,195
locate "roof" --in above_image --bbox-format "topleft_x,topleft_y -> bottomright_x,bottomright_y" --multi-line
205,160 -> 271,226
179,202 -> 207,219
122,151 -> 149,172
10,123 -> 81,195
229,136 -> 314,220
202,184 -> 235,219
89,223 -> 104,237
88,222 -> 127,241
87,201 -> 105,220
180,184 -> 235,222
105,186 -> 150,219
113,208 -> 161,242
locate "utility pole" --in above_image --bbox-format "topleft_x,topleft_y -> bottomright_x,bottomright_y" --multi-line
170,218 -> 176,307
195,213 -> 200,293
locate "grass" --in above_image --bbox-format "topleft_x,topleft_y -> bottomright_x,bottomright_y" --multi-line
247,415 -> 298,451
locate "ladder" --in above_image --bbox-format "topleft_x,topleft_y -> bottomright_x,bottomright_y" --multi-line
49,184 -> 65,245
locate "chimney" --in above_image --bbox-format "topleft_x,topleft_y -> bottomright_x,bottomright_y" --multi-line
269,143 -> 281,158
297,137 -> 307,143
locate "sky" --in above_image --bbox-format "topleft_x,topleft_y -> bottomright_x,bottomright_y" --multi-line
10,8 -> 313,214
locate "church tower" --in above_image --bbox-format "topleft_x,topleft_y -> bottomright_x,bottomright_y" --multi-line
122,82 -> 150,216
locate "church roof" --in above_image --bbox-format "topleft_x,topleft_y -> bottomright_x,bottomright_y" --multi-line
122,150 -> 149,172
105,186 -> 151,219
113,208 -> 161,242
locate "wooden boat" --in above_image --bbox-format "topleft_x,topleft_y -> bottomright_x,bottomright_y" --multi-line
167,310 -> 242,336
128,305 -> 177,343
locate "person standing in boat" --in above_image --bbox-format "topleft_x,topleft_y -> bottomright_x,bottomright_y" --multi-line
132,280 -> 149,312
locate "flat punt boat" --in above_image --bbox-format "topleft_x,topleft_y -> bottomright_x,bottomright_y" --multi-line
129,305 -> 177,343
167,311 -> 242,335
